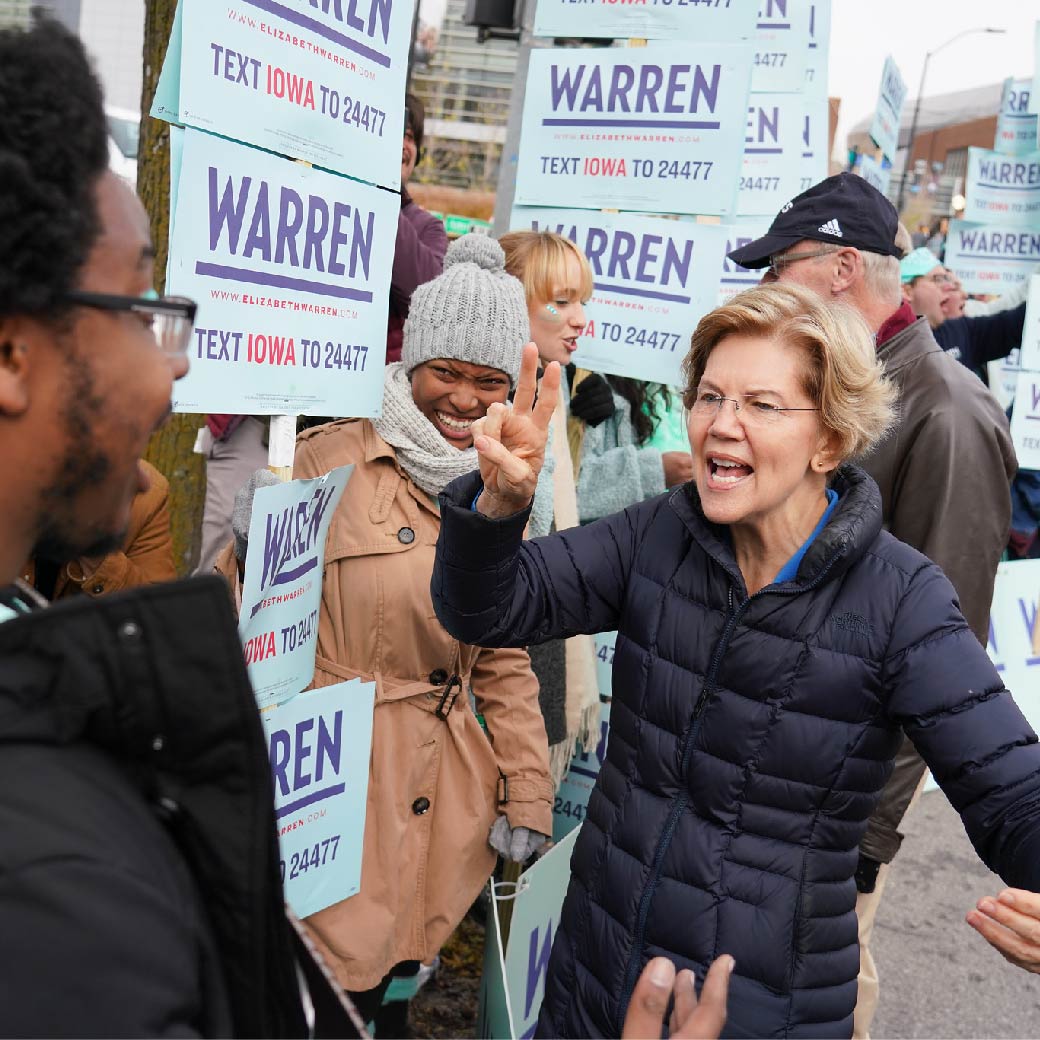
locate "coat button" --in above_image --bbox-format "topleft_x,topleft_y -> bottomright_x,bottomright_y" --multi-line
397,527 -> 415,545
429,668 -> 448,685
412,797 -> 430,815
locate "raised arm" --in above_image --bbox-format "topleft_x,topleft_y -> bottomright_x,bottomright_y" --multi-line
432,348 -> 641,648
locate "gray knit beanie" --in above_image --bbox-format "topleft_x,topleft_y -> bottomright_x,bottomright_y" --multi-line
402,234 -> 529,385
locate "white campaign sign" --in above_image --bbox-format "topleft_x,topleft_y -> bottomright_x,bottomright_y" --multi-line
739,92 -> 807,216
1010,370 -> 1040,469
513,207 -> 729,385
716,216 -> 771,304
995,77 -> 1038,157
986,560 -> 1040,731
857,154 -> 891,196
514,44 -> 754,215
964,148 -> 1040,227
945,220 -> 1040,294
1021,275 -> 1040,371
532,0 -> 756,44
752,0 -> 810,94
869,55 -> 907,161
167,129 -> 395,416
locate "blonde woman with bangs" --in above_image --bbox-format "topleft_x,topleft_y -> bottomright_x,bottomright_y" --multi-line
431,282 -> 1040,1039
499,230 -> 694,524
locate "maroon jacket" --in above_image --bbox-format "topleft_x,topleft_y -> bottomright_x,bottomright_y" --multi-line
386,189 -> 448,363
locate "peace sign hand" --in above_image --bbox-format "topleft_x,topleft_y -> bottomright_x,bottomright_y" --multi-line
474,343 -> 560,519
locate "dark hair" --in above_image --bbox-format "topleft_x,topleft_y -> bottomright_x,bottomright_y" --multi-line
605,376 -> 671,446
404,92 -> 425,152
0,15 -> 109,322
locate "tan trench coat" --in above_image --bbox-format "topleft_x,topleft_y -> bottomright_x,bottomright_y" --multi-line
21,460 -> 176,598
292,419 -> 551,991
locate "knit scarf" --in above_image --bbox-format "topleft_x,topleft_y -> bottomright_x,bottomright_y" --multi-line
372,363 -> 480,495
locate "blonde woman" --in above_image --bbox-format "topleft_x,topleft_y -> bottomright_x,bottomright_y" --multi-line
431,283 -> 1040,1038
499,230 -> 692,523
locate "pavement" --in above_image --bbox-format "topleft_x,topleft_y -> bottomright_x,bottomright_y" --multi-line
869,790 -> 1040,1039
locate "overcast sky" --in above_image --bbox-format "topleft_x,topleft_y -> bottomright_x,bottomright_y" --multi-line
828,0 -> 1037,157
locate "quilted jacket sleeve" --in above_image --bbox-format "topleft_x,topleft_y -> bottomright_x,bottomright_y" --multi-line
883,561 -> 1040,890
432,470 -> 637,649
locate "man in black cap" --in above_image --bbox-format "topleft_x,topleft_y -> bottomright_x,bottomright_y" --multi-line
729,172 -> 1018,1038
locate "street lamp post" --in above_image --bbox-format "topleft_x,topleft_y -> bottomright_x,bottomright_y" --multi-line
895,27 -> 1006,216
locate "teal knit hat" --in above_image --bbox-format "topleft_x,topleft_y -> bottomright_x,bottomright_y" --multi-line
899,247 -> 941,283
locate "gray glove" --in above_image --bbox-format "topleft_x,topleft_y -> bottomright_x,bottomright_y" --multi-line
231,468 -> 281,562
488,814 -> 549,864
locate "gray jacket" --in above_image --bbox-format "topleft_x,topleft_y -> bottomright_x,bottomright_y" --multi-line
575,389 -> 666,523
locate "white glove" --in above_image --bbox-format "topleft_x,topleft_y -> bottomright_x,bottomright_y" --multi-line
488,814 -> 549,863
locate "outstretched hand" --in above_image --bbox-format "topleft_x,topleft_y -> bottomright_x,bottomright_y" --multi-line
967,888 -> 1040,973
474,343 -> 560,519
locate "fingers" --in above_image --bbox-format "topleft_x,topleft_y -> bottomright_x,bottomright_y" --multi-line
998,888 -> 1040,920
967,892 -> 1040,971
669,969 -> 698,1036
621,958 -> 675,1040
481,402 -> 506,446
674,955 -> 732,1040
512,343 -> 541,415
473,433 -> 535,488
532,360 -> 562,430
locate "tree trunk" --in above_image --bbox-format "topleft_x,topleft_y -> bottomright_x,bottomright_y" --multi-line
138,0 -> 206,575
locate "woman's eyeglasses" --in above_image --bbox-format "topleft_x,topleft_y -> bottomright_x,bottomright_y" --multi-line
62,290 -> 197,356
687,388 -> 820,427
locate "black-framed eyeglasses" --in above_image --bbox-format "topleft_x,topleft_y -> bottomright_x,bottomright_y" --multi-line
62,290 -> 196,356
687,387 -> 820,427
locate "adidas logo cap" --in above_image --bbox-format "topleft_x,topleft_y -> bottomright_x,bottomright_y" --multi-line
728,172 -> 903,270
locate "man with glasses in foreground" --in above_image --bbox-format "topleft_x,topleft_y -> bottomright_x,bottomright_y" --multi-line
0,17 -> 318,1036
729,173 -> 1017,1038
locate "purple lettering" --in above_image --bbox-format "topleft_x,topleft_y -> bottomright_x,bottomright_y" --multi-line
635,234 -> 662,284
550,64 -> 584,110
607,231 -> 637,280
584,227 -> 609,274
270,729 -> 292,797
350,208 -> 374,280
261,508 -> 292,589
315,710 -> 343,783
293,718 -> 315,789
368,0 -> 392,44
662,237 -> 694,287
663,64 -> 690,114
579,66 -> 604,110
635,65 -> 663,114
525,923 -> 554,1017
690,63 -> 721,114
606,64 -> 635,113
302,195 -> 330,272
242,180 -> 272,262
275,187 -> 304,266
344,0 -> 364,32
208,167 -> 252,253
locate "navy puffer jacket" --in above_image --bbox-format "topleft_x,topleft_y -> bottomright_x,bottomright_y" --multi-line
433,466 -> 1040,1039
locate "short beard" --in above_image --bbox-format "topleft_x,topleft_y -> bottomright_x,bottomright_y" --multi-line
33,343 -> 122,562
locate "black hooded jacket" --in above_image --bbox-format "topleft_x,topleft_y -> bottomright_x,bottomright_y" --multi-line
0,577 -> 308,1038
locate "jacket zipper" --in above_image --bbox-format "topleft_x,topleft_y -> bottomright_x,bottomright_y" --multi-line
615,553 -> 843,1032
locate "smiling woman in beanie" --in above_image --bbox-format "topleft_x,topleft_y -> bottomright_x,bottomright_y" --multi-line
222,235 -> 552,1025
